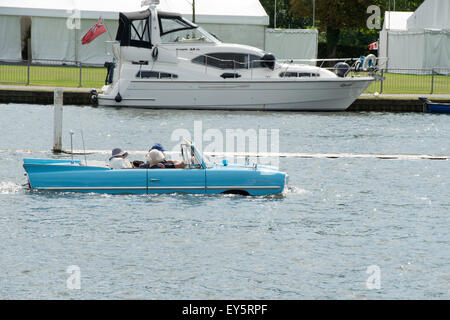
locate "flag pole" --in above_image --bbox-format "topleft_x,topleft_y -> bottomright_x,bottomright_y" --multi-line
100,16 -> 114,41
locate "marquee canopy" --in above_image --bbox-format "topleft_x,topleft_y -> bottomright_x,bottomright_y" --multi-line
379,2 -> 450,74
0,0 -> 269,25
407,0 -> 450,31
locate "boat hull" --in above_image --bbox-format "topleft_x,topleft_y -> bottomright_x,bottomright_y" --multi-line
419,97 -> 450,113
425,104 -> 450,114
98,78 -> 373,111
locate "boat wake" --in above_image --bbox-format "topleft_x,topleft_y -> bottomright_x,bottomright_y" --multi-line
286,186 -> 309,195
0,182 -> 23,194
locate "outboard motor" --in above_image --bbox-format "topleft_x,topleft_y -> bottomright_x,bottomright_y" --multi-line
334,62 -> 351,78
261,53 -> 276,70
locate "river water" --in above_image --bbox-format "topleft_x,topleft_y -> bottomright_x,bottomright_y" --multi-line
0,103 -> 449,299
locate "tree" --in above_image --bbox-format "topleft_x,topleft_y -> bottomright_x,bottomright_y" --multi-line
260,0 -> 307,28
288,0 -> 424,57
290,0 -> 376,57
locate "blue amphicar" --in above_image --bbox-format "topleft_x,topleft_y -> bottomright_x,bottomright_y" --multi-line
23,140 -> 287,196
419,97 -> 450,114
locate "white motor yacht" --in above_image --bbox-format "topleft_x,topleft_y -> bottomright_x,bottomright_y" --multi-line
95,1 -> 374,111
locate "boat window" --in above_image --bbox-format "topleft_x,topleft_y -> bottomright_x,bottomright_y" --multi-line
161,28 -> 211,43
159,15 -> 213,43
136,71 -> 178,79
279,72 -> 320,78
116,10 -> 152,49
192,53 -> 265,69
131,19 -> 150,42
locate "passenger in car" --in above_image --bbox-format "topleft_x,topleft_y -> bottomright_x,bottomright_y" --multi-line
140,149 -> 175,169
139,143 -> 184,169
109,148 -> 133,169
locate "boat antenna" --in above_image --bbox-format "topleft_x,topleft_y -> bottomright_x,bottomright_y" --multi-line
80,129 -> 88,166
69,131 -> 74,164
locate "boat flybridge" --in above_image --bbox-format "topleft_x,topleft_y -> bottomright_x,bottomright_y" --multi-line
94,0 -> 374,111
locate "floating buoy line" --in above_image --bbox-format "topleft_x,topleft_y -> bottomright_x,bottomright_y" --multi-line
1,149 -> 448,161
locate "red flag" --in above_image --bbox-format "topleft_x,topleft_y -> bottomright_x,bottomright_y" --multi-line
369,41 -> 378,51
81,19 -> 107,45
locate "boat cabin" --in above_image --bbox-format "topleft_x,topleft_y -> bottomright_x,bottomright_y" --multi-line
115,9 -> 217,48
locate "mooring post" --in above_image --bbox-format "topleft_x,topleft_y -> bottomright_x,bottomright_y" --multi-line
53,88 -> 63,153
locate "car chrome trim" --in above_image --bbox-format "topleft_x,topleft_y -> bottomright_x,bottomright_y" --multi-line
34,186 -> 279,191
34,186 -> 204,191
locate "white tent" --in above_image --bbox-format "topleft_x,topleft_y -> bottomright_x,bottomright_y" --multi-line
0,15 -> 21,60
265,29 -> 318,62
0,0 -> 269,63
379,0 -> 450,74
407,0 -> 450,30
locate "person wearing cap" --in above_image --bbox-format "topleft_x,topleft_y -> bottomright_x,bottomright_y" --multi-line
109,148 -> 133,169
146,143 -> 184,168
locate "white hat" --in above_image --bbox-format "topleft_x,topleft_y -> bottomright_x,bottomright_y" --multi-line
147,149 -> 165,164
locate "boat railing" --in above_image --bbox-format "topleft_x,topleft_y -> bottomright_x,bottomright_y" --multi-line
176,50 -> 388,79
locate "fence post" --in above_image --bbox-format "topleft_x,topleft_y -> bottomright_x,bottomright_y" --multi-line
430,68 -> 435,94
79,62 -> 82,88
380,69 -> 384,94
26,60 -> 30,85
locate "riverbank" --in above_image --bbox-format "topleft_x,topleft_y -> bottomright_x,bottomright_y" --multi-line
1,85 -> 449,112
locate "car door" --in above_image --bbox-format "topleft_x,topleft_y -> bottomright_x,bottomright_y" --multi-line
146,168 -> 205,194
81,168 -> 148,194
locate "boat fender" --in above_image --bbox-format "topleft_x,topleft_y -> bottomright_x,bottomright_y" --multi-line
90,89 -> 98,103
152,47 -> 159,61
334,62 -> 351,77
363,54 -> 377,71
115,93 -> 122,103
261,53 -> 276,70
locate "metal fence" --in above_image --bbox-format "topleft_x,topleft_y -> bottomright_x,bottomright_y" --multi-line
0,58 -> 449,95
355,68 -> 450,95
0,59 -> 107,88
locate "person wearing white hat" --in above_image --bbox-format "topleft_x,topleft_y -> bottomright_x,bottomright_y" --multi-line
109,148 -> 133,169
139,149 -> 184,169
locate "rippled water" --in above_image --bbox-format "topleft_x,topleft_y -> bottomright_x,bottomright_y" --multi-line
0,104 -> 449,299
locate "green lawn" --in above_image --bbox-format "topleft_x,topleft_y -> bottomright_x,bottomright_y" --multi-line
0,64 -> 106,88
1,64 -> 449,94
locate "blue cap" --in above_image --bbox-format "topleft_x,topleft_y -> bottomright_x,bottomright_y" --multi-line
150,143 -> 166,152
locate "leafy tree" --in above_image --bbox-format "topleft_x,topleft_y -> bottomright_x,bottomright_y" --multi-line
289,0 -> 376,57
288,0 -> 424,57
260,0 -> 307,29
